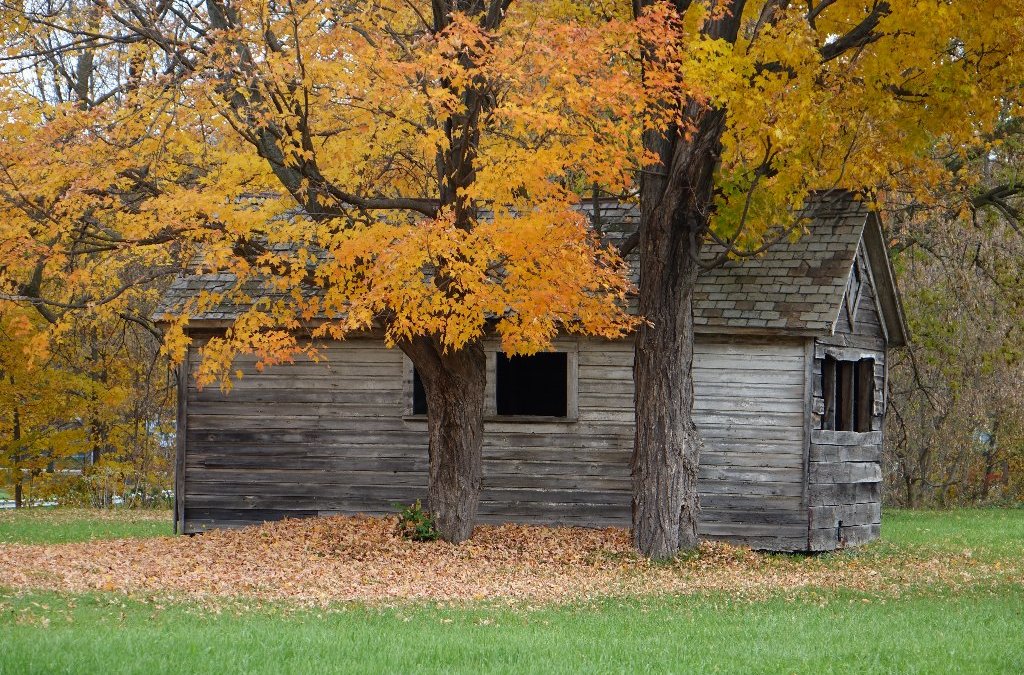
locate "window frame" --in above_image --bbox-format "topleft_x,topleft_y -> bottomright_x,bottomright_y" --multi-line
403,340 -> 579,423
820,353 -> 876,433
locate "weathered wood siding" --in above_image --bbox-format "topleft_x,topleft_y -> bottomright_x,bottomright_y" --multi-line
692,340 -> 810,550
181,336 -> 810,550
808,245 -> 886,550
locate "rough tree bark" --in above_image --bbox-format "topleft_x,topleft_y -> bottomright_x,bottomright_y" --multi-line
632,107 -> 728,558
387,0 -> 505,543
402,337 -> 487,542
631,0 -> 745,559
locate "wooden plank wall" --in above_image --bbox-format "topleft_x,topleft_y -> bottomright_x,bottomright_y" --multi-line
807,247 -> 886,550
182,337 -> 810,550
692,340 -> 809,550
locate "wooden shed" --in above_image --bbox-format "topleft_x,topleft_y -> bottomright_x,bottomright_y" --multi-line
155,192 -> 908,551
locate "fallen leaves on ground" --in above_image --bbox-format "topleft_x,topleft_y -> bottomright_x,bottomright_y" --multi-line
1,515 -> 1020,606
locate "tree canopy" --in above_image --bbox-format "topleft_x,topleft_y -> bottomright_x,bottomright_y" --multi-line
0,1 -> 645,385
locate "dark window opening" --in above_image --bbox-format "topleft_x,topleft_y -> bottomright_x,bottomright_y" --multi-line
822,356 -> 874,432
496,352 -> 568,417
412,368 -> 427,415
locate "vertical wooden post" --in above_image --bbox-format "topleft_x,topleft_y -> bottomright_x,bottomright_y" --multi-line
801,340 -> 814,524
837,361 -> 855,431
822,357 -> 837,430
174,346 -> 188,535
856,359 -> 874,432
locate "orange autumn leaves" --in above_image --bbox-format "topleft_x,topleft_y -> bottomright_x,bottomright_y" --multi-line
161,0 -> 1024,386
155,2 -> 648,386
1,513 -> 1018,604
313,208 -> 636,354
0,0 -> 1022,385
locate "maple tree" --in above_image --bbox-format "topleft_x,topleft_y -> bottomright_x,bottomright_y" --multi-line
0,1 -> 640,540
627,0 -> 1024,558
0,309 -> 86,507
0,1 -> 177,507
0,306 -> 174,508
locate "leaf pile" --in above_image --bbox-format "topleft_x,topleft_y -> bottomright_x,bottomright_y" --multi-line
1,515 -> 1019,605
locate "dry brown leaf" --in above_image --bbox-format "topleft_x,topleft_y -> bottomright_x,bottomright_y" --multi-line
1,515 -> 1020,606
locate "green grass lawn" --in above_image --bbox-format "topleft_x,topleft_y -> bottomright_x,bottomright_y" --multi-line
879,507 -> 1024,559
0,508 -> 173,544
1,585 -> 1021,674
1,508 -> 1022,674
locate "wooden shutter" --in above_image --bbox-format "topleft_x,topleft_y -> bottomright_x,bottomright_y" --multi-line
822,357 -> 837,430
855,359 -> 875,432
837,361 -> 855,431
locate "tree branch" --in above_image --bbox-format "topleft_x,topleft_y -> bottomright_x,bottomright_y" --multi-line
819,1 -> 891,62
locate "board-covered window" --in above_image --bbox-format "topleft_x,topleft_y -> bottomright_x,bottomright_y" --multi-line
496,352 -> 568,417
822,356 -> 874,432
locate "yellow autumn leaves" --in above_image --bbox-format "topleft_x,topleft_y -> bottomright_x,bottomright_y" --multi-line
0,0 -> 1022,390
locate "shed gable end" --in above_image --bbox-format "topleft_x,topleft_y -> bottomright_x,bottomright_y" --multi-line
834,242 -> 887,345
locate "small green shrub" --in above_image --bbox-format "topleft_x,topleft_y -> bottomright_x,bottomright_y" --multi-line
394,500 -> 439,542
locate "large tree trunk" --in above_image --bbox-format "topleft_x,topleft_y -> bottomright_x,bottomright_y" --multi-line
630,0 -> 745,559
631,103 -> 729,559
632,203 -> 703,557
401,337 -> 486,543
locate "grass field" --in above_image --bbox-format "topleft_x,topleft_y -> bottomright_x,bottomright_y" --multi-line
0,508 -> 172,544
874,507 -> 1024,559
2,585 -> 1021,674
1,508 -> 1022,674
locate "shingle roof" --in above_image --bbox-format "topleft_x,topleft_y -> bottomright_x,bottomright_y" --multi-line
154,191 -> 905,342
692,195 -> 869,334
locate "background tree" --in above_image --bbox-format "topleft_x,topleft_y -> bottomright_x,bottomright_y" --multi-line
0,1 -> 177,507
884,115 -> 1024,506
0,304 -> 174,507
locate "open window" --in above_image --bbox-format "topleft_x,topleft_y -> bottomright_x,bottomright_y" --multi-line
409,351 -> 571,418
822,356 -> 874,432
496,352 -> 568,417
412,368 -> 428,416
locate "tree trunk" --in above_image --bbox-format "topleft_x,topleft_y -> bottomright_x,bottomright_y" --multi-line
12,402 -> 22,509
629,0 -> 746,559
631,101 -> 728,559
401,337 -> 486,543
632,204 -> 703,558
